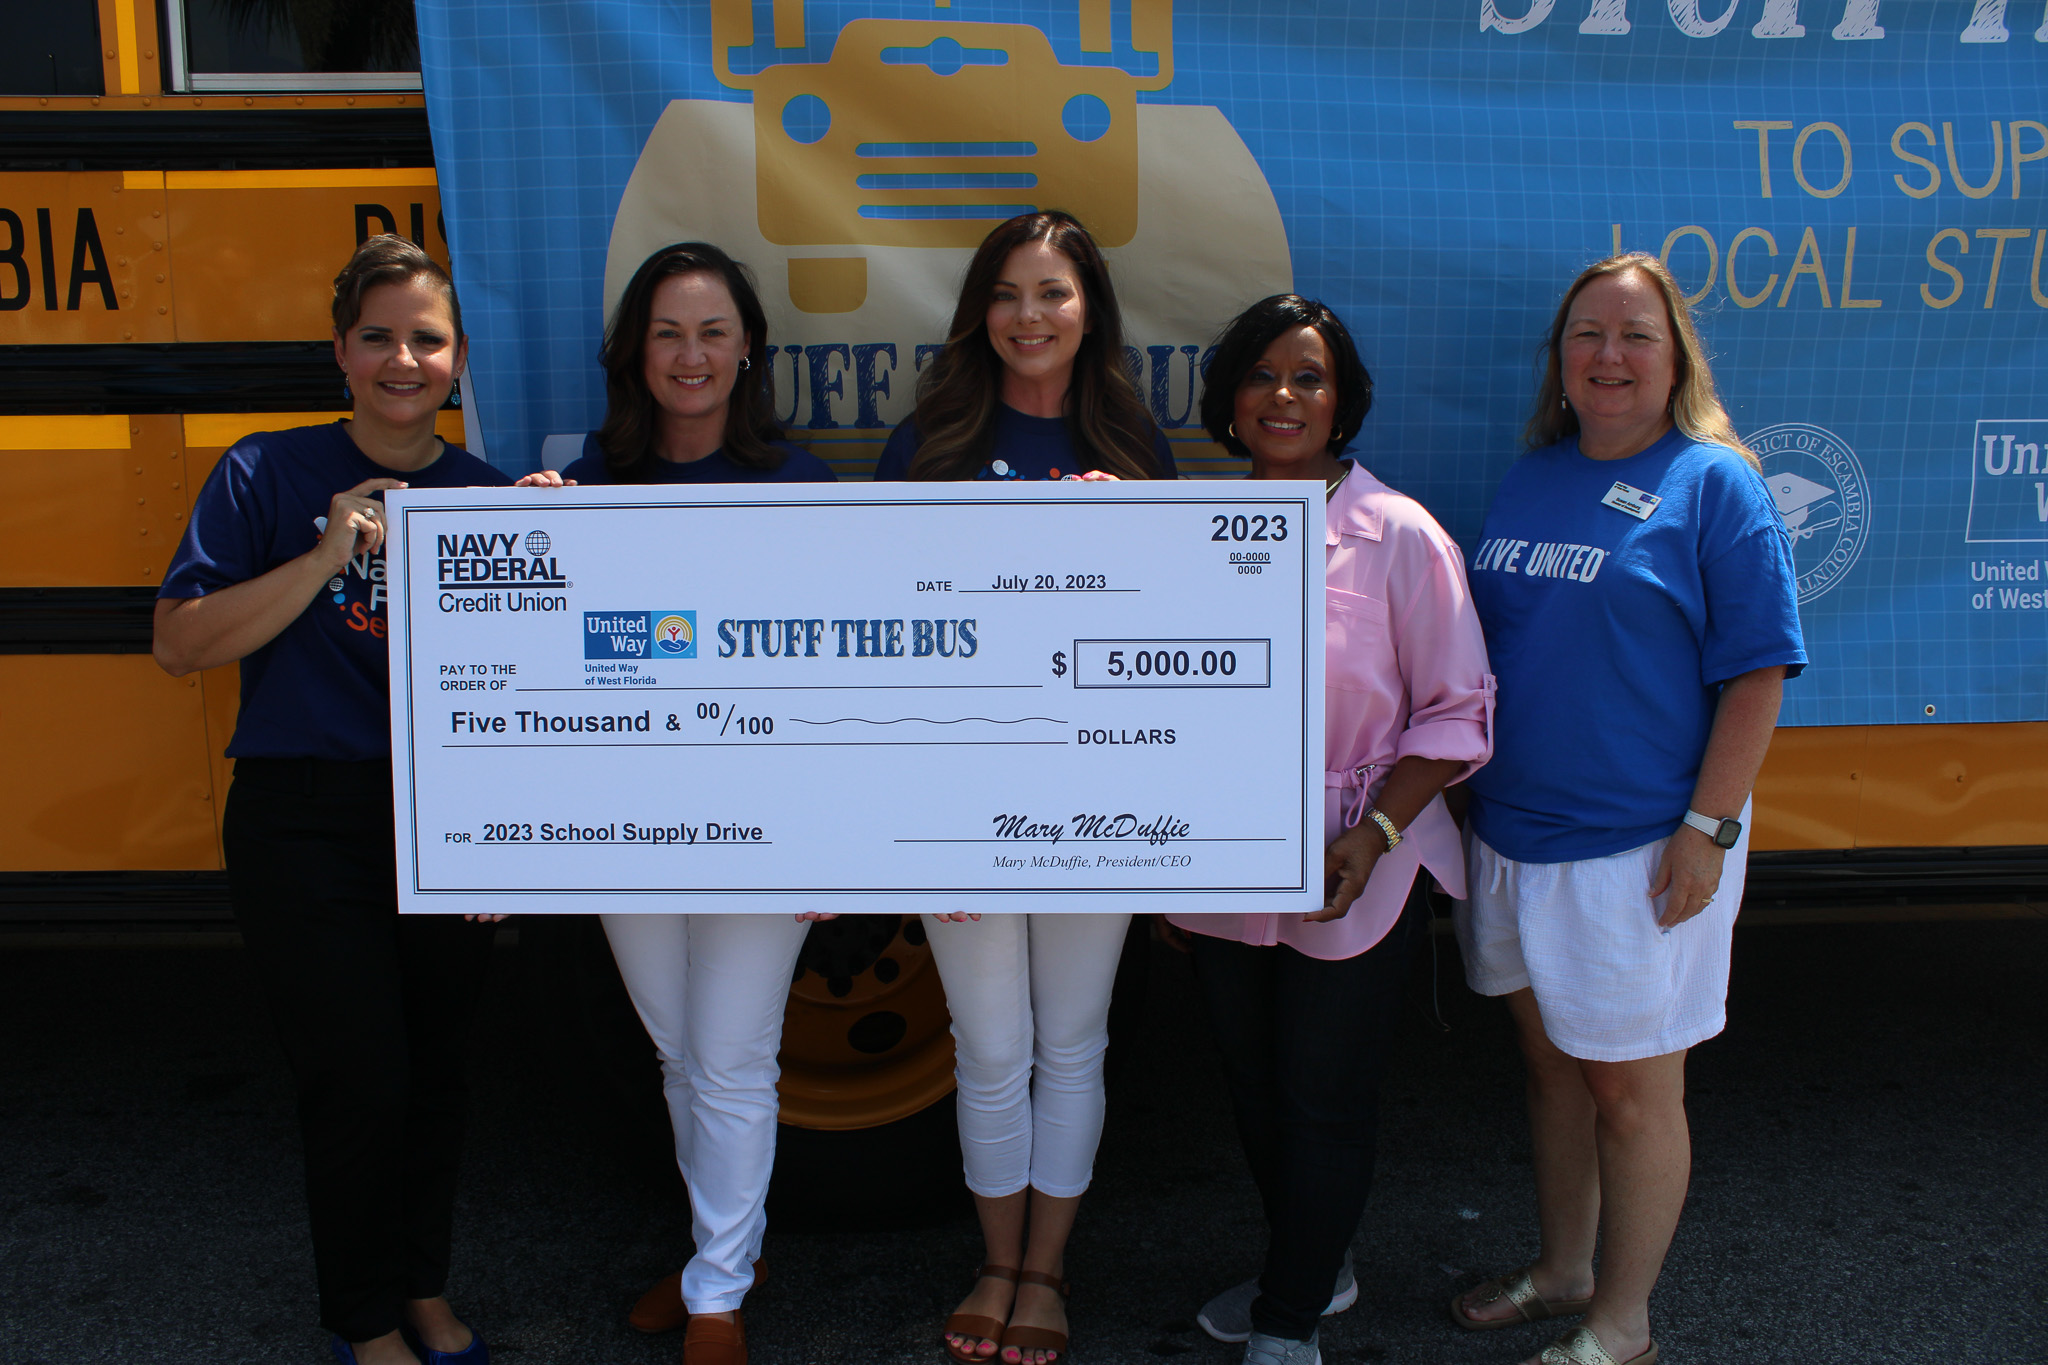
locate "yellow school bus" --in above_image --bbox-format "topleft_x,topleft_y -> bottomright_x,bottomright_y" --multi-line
4,3 -> 2043,1144
0,0 -> 963,1147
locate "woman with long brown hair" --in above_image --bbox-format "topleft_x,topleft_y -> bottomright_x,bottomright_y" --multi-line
873,209 -> 1172,483
875,211 -> 1172,1365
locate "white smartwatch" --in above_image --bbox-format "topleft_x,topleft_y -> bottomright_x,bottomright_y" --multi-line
1682,809 -> 1742,849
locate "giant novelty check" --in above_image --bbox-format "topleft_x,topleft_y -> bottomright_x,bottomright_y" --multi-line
386,482 -> 1324,913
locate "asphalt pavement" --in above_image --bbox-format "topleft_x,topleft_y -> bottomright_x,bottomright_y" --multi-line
2,911 -> 2044,1365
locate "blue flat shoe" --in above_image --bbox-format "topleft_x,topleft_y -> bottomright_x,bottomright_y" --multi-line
402,1321 -> 489,1365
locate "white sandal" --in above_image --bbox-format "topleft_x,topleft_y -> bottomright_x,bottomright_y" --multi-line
1539,1325 -> 1658,1365
1449,1266 -> 1593,1330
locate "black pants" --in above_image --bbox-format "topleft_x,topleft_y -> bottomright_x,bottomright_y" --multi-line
224,758 -> 494,1342
1187,893 -> 1418,1341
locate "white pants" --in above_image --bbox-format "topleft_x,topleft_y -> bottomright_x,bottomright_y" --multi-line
600,913 -> 810,1313
922,912 -> 1131,1199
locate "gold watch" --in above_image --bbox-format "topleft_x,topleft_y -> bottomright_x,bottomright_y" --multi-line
1364,807 -> 1403,852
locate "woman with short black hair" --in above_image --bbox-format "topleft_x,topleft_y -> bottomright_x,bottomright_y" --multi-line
1171,293 -> 1494,1365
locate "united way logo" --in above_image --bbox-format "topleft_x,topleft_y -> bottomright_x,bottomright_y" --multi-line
584,611 -> 695,660
652,613 -> 696,658
1749,423 -> 1869,604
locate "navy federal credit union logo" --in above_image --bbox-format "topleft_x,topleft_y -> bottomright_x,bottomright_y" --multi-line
586,611 -> 696,659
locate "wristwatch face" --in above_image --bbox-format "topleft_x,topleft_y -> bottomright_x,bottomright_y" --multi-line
1713,819 -> 1741,849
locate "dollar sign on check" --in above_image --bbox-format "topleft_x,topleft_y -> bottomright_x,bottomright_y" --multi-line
1050,650 -> 1067,678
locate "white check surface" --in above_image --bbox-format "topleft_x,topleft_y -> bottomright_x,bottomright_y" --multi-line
386,481 -> 1324,913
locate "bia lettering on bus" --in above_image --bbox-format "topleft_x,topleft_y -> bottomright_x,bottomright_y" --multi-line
352,202 -> 449,250
0,207 -> 116,311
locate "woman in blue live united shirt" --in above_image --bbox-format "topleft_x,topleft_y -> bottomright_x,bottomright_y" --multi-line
1448,256 -> 1804,1365
877,210 -> 1172,1365
154,237 -> 554,1365
540,242 -> 832,1365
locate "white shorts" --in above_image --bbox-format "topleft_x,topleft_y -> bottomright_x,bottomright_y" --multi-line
1454,809 -> 1749,1063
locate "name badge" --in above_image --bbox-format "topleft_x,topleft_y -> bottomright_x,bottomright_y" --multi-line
1600,481 -> 1661,520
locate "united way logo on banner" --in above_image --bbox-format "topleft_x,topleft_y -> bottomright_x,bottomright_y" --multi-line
1964,419 -> 2048,544
1751,423 -> 1869,605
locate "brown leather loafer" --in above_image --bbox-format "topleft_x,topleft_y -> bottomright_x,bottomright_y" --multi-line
629,1260 -> 767,1334
682,1310 -> 745,1365
630,1271 -> 688,1334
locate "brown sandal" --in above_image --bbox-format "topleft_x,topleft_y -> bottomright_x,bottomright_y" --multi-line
998,1270 -> 1070,1364
943,1264 -> 1020,1363
1449,1266 -> 1593,1331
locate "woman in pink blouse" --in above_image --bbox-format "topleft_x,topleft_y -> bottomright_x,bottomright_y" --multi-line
1168,295 -> 1495,1365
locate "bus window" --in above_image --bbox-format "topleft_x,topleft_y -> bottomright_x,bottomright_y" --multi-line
161,0 -> 423,93
1,3 -> 103,96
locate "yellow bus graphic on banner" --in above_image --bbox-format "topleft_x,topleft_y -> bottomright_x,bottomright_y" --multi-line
600,0 -> 1290,468
715,0 -> 1172,254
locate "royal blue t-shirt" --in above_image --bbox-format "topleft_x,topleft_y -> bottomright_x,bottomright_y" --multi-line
561,434 -> 837,485
160,422 -> 509,761
872,404 -> 1177,481
1465,427 -> 1806,864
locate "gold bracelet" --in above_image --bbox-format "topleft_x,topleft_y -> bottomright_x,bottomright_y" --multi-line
1365,807 -> 1403,851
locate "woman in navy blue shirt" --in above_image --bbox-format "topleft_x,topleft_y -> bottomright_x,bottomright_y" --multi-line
154,236 -> 542,1365
559,243 -> 832,487
546,243 -> 832,1365
878,210 -> 1170,1365
874,209 -> 1174,484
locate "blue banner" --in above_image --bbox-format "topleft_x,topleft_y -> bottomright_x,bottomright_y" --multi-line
414,0 -> 2048,728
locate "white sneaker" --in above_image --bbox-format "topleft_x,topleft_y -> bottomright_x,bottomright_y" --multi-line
1196,1252 -> 1357,1344
1242,1329 -> 1321,1365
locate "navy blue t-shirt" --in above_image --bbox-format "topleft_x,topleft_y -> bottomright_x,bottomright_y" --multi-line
160,422 -> 509,761
561,434 -> 837,485
872,404 -> 1177,481
1465,427 -> 1806,864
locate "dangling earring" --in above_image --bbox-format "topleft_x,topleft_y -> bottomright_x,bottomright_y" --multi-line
342,375 -> 352,402
450,376 -> 462,409
739,355 -> 752,371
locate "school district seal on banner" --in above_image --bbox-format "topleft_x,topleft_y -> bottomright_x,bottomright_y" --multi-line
1748,422 -> 1869,604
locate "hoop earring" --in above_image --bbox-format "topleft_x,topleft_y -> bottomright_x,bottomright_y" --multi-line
1227,422 -> 1237,440
740,355 -> 752,371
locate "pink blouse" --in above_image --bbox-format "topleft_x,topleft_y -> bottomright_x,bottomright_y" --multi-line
1170,466 -> 1496,960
